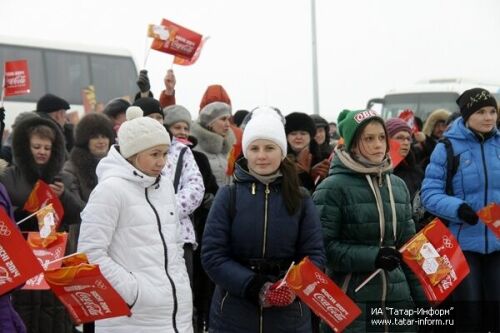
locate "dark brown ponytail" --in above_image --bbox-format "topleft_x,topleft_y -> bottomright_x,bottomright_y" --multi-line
280,157 -> 303,215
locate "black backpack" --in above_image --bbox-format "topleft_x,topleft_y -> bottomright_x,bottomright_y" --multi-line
412,137 -> 459,227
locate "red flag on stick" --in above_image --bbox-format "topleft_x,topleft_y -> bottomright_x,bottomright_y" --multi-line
0,209 -> 43,296
399,109 -> 420,134
23,180 -> 64,229
283,257 -> 361,332
44,253 -> 131,324
400,218 -> 469,304
3,59 -> 31,97
150,19 -> 203,60
22,232 -> 68,290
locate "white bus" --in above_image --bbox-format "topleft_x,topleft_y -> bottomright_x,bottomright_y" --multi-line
367,78 -> 500,121
0,36 -> 138,129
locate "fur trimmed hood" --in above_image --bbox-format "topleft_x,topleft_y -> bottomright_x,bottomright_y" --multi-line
422,109 -> 451,137
12,115 -> 66,183
190,121 -> 235,155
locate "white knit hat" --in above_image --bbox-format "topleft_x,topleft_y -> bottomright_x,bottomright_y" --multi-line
242,106 -> 287,159
118,106 -> 171,158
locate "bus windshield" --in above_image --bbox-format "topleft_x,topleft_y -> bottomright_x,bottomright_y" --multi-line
381,92 -> 460,121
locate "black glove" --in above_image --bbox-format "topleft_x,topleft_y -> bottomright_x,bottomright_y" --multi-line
136,69 -> 151,93
375,247 -> 402,271
457,203 -> 478,225
0,107 -> 5,122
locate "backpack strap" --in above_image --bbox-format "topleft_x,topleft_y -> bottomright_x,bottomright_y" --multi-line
440,137 -> 459,196
173,147 -> 188,193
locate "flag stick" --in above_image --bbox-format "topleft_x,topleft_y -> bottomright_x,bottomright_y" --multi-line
143,34 -> 152,68
276,261 -> 295,289
16,210 -> 39,225
16,204 -> 53,225
45,252 -> 85,267
354,269 -> 381,293
1,64 -> 6,108
355,247 -> 407,293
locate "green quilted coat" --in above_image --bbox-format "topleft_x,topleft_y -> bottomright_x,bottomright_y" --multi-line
312,150 -> 425,333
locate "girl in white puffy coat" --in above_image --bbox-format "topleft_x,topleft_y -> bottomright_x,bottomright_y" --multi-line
78,107 -> 193,333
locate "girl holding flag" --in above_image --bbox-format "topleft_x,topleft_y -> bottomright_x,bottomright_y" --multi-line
202,107 -> 325,332
421,88 -> 500,332
0,114 -> 81,333
313,109 -> 425,332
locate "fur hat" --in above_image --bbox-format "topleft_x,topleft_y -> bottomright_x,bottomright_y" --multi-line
133,97 -> 163,119
242,106 -> 287,159
422,109 -> 451,137
74,113 -> 115,149
163,105 -> 192,129
337,109 -> 386,151
284,112 -> 316,138
199,84 -> 231,111
456,88 -> 498,122
13,112 -> 39,129
118,107 -> 171,158
36,94 -> 70,113
103,98 -> 130,119
199,102 -> 231,128
385,118 -> 411,138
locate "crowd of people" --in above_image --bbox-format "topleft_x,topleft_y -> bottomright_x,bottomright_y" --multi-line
0,68 -> 498,333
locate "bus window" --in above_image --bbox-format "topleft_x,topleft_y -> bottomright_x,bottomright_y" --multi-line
381,93 -> 419,119
45,50 -> 91,104
90,54 -> 137,103
382,92 -> 459,121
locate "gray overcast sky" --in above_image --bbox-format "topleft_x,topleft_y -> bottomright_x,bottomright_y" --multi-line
2,0 -> 500,122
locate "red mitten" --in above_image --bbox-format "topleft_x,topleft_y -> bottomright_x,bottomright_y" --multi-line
259,280 -> 296,308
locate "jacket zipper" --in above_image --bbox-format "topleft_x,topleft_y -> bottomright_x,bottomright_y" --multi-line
479,143 -> 489,253
145,188 -> 179,333
381,271 -> 389,333
262,184 -> 270,257
220,291 -> 229,313
258,184 -> 271,333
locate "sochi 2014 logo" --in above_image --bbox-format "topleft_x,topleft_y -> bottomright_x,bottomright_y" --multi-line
0,221 -> 11,237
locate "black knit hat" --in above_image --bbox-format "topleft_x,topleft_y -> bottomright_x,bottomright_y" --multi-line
456,88 -> 498,122
133,97 -> 163,118
233,110 -> 249,127
36,93 -> 70,113
103,98 -> 130,119
74,113 -> 115,148
284,112 -> 316,137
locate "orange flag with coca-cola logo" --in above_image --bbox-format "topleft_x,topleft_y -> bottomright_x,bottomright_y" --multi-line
283,257 -> 361,332
3,59 -> 31,96
401,218 -> 469,304
44,253 -> 131,324
150,19 -> 203,60
23,180 -> 64,229
477,203 -> 500,239
22,232 -> 68,290
0,209 -> 43,296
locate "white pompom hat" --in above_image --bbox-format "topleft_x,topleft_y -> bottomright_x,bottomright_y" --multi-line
118,106 -> 171,158
242,106 -> 287,159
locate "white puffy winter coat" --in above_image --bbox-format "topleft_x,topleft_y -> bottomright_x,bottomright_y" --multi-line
78,146 -> 193,333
